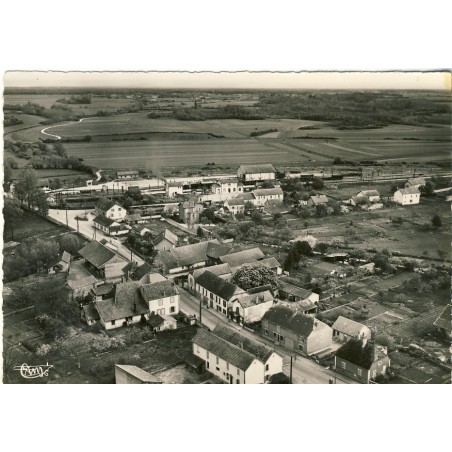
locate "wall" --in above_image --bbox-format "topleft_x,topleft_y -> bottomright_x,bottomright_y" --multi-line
265,352 -> 283,382
241,299 -> 274,324
154,238 -> 176,252
306,324 -> 333,356
115,367 -> 144,384
102,313 -> 145,330
147,294 -> 180,316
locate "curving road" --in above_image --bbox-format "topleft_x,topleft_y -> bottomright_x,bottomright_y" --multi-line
41,117 -> 88,140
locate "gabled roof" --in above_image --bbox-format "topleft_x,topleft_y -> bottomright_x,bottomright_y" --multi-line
170,240 -> 220,267
232,290 -> 273,309
238,164 -> 276,174
192,329 -> 256,371
407,177 -> 426,186
206,241 -> 232,259
193,263 -> 232,280
117,170 -> 139,176
140,280 -> 179,301
125,213 -> 142,222
433,304 -> 451,331
78,240 -> 126,269
332,316 -> 370,337
278,281 -> 312,299
396,187 -> 420,195
195,271 -> 243,301
93,214 -> 117,228
97,199 -> 123,212
148,313 -> 166,328
37,178 -> 50,187
129,263 -> 154,281
95,281 -> 148,323
236,192 -> 256,201
92,283 -> 115,297
220,247 -> 265,268
262,305 -> 316,337
153,229 -> 178,246
309,194 -> 329,205
253,187 -> 284,197
115,365 -> 161,383
213,324 -> 275,363
104,261 -> 129,280
358,189 -> 380,197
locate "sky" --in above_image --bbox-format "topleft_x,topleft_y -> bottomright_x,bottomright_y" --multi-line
4,71 -> 451,90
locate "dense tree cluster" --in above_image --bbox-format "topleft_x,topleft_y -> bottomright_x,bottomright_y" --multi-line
233,263 -> 278,290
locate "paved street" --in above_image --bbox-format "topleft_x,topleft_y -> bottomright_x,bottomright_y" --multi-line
179,288 -> 357,384
47,208 -> 144,265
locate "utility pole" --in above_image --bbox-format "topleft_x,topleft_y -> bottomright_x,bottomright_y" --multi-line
199,299 -> 202,324
76,218 -> 79,233
289,356 -> 293,384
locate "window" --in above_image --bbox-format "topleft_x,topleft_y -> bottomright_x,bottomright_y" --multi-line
341,361 -> 346,370
226,363 -> 229,371
206,362 -> 210,369
207,352 -> 209,359
273,332 -> 277,339
223,300 -> 226,307
158,299 -> 163,306
111,320 -> 116,326
236,379 -> 240,384
158,308 -> 165,315
170,307 -> 175,313
298,343 -> 304,352
264,328 -> 268,336
357,368 -> 362,377
279,335 -> 284,343
216,356 -> 219,365
237,369 -> 240,376
118,208 -> 122,211
265,364 -> 269,371
170,297 -> 175,303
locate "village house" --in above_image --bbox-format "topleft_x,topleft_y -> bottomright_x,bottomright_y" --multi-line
188,263 -> 233,291
77,240 -> 128,278
93,214 -> 129,236
219,247 -> 266,270
91,283 -> 115,301
251,187 -> 284,206
194,270 -> 245,315
116,170 -> 139,180
433,304 -> 451,339
230,289 -> 274,324
356,189 -> 381,203
307,194 -> 329,207
405,177 -> 426,190
95,200 -> 127,222
192,324 -> 283,384
332,316 -> 372,342
135,225 -> 151,237
261,305 -> 333,357
237,164 -> 276,182
394,187 -> 420,205
115,365 -> 162,384
129,263 -> 166,284
153,229 -> 178,251
179,197 -> 204,226
166,181 -> 184,198
335,339 -> 390,383
155,239 -> 231,275
46,250 -> 71,274
140,279 -> 180,317
236,191 -> 256,206
224,198 -> 246,214
277,281 -> 319,314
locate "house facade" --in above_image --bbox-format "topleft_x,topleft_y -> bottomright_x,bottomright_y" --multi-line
153,229 -> 178,251
166,182 -> 184,198
224,198 -> 246,214
140,280 -> 180,316
116,170 -> 139,180
179,198 -> 204,226
394,187 -> 420,205
95,201 -> 127,222
332,316 -> 372,342
230,290 -> 274,324
93,214 -> 129,236
262,305 -> 333,357
251,187 -> 284,206
237,164 -> 276,182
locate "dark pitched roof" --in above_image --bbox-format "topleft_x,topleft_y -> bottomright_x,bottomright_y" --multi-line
92,283 -> 115,297
336,339 -> 381,369
170,240 -> 219,267
78,241 -> 126,268
279,281 -> 312,299
236,192 -> 256,201
95,282 -> 148,323
192,329 -> 256,371
225,198 -> 246,206
148,313 -> 166,328
262,305 -> 316,337
130,263 -> 154,281
195,271 -> 241,301
94,214 -> 117,228
206,241 -> 232,259
232,290 -> 273,309
193,263 -> 232,280
97,199 -> 123,212
220,247 -> 265,268
140,280 -> 179,301
358,189 -> 380,197
213,324 -> 275,362
407,177 -> 426,186
433,304 -> 451,331
238,164 -> 276,174
397,187 -> 420,195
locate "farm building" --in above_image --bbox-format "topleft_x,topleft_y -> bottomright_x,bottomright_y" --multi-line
394,187 -> 420,205
261,305 -> 333,357
188,263 -> 233,291
81,303 -> 100,326
334,339 -> 390,384
153,228 -> 178,251
46,251 -> 71,274
95,200 -> 127,222
135,225 -> 151,237
192,324 -> 282,384
93,214 -> 128,236
237,164 -> 276,182
91,283 -> 115,301
115,365 -> 162,384
219,247 -> 266,270
230,289 -> 274,324
405,177 -> 426,189
356,189 -> 381,202
332,316 -> 372,342
307,194 -> 329,206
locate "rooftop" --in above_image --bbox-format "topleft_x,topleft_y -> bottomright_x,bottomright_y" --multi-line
238,164 -> 276,174
115,365 -> 161,383
397,187 -> 420,195
262,305 -> 319,337
192,263 -> 232,280
358,189 -> 380,197
83,303 -> 100,322
153,229 -> 178,246
220,247 -> 265,268
195,271 -> 243,301
336,339 -> 385,369
129,263 -> 154,281
225,198 -> 246,206
232,290 -> 273,309
140,280 -> 179,301
278,281 -> 313,300
93,214 -> 117,228
309,194 -> 329,205
78,240 -> 126,269
253,187 -> 284,197
332,316 -> 370,337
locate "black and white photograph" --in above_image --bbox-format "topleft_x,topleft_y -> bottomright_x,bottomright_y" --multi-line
2,71 -> 450,385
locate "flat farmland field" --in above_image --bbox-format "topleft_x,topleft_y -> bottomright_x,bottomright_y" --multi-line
63,138 -> 307,169
38,114 -> 321,140
4,113 -> 47,133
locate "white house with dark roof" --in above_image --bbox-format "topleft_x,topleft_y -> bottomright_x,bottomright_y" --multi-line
394,187 -> 420,205
332,316 -> 372,342
251,187 -> 284,206
140,279 -> 180,316
95,200 -> 127,222
230,289 -> 274,324
188,263 -> 233,291
192,324 -> 283,384
116,170 -> 139,180
307,194 -> 329,207
153,229 -> 178,251
224,198 -> 246,214
166,181 -> 184,198
237,164 -> 276,182
93,214 -> 129,236
356,189 -> 381,203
